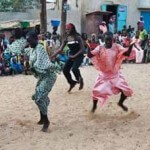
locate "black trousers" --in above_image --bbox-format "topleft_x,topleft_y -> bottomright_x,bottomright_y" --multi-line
143,50 -> 147,63
63,55 -> 84,84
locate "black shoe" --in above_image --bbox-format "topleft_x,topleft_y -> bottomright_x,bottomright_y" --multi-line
41,121 -> 50,132
41,115 -> 50,132
32,94 -> 35,100
79,78 -> 84,90
37,120 -> 44,125
37,111 -> 44,125
68,82 -> 77,92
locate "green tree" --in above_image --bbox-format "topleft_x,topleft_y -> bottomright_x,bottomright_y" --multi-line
0,0 -> 40,12
12,0 -> 25,11
0,0 -> 13,11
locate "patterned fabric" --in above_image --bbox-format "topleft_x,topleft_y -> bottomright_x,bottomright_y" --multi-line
32,73 -> 56,115
23,47 -> 32,56
5,38 -> 27,55
30,44 -> 62,115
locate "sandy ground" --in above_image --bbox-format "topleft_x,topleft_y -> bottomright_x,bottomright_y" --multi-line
0,64 -> 150,150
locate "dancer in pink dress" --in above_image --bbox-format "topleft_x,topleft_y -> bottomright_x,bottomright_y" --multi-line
87,32 -> 135,113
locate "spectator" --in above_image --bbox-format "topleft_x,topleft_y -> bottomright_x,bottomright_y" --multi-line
137,16 -> 144,30
99,21 -> 107,34
45,32 -> 55,56
81,33 -> 91,66
108,19 -> 115,34
11,58 -> 23,74
38,34 -> 47,50
24,56 -> 31,75
9,36 -> 15,45
3,59 -> 12,75
144,33 -> 150,63
139,26 -> 147,49
130,28 -> 135,38
127,25 -> 132,34
51,26 -> 60,45
122,25 -> 127,34
88,34 -> 99,50
5,28 -> 27,55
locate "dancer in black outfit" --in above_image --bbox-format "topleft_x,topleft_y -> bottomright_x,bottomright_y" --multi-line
52,23 -> 84,92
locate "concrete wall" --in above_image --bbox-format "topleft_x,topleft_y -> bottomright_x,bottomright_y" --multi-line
81,0 -> 140,31
47,10 -> 81,33
138,0 -> 150,8
2,0 -> 150,34
0,10 -> 40,22
47,0 -> 82,33
0,8 -> 81,34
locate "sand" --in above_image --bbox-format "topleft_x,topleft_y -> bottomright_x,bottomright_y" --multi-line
0,64 -> 150,150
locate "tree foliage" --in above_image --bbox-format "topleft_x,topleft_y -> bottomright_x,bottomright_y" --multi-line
0,0 -> 40,12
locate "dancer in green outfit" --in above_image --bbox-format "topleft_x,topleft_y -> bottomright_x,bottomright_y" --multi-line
26,31 -> 61,132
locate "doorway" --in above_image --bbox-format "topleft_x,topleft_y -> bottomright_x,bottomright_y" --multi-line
101,4 -> 127,32
141,11 -> 150,31
106,5 -> 118,17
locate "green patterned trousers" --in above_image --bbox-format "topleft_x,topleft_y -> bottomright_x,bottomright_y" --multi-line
32,72 -> 57,115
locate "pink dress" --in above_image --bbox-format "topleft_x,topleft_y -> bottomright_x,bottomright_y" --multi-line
91,44 -> 133,105
122,38 -> 136,61
132,38 -> 143,63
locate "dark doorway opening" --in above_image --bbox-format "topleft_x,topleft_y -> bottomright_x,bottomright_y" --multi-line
106,5 -> 118,31
106,5 -> 118,20
107,5 -> 118,16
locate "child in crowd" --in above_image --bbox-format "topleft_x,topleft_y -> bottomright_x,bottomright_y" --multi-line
10,58 -> 23,74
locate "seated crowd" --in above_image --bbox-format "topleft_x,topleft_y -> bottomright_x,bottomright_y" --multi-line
0,24 -> 150,76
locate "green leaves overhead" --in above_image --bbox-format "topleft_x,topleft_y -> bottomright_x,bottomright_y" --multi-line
0,0 -> 40,12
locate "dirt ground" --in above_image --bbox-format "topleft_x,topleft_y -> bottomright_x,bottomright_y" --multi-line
0,64 -> 150,150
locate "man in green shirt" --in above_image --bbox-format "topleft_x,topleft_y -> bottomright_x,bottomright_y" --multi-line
139,26 -> 147,49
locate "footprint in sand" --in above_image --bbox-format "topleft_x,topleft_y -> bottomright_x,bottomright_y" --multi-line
118,111 -> 140,121
86,110 -> 140,123
8,119 -> 35,130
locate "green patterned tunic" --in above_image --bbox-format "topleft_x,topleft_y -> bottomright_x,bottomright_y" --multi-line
30,44 -> 61,115
5,38 -> 27,54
